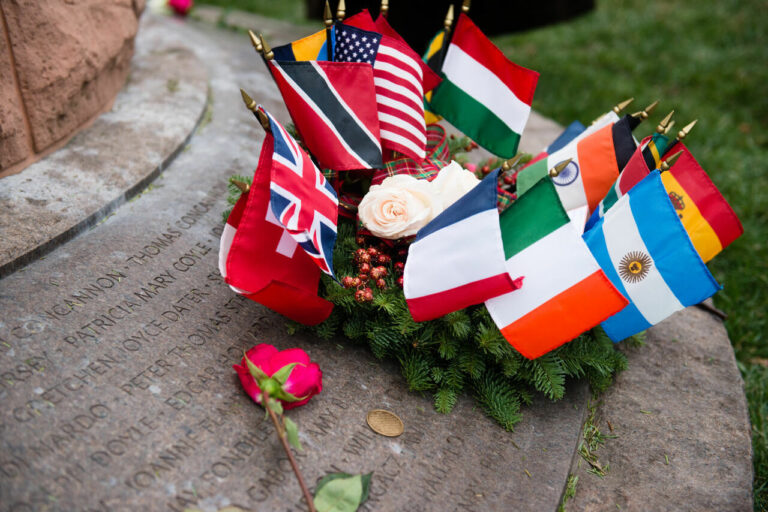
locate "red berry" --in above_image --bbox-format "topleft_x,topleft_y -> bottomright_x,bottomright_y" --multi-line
396,276 -> 404,287
363,287 -> 374,301
351,277 -> 362,288
375,278 -> 387,289
341,276 -> 355,288
359,252 -> 371,264
397,248 -> 408,258
366,247 -> 379,256
482,165 -> 491,175
377,254 -> 391,264
464,144 -> 472,152
355,248 -> 366,261
359,262 -> 371,274
503,174 -> 515,185
370,266 -> 387,279
394,262 -> 405,274
359,273 -> 370,282
355,289 -> 366,302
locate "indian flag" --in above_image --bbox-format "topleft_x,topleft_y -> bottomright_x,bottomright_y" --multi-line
516,118 -> 635,228
428,13 -> 538,158
485,178 -> 628,360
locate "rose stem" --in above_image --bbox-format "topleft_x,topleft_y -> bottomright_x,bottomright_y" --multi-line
262,389 -> 317,512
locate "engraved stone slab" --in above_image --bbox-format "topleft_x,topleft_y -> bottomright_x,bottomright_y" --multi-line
0,15 -> 588,512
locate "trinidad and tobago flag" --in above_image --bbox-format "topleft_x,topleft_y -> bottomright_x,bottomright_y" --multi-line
269,59 -> 383,170
261,106 -> 339,278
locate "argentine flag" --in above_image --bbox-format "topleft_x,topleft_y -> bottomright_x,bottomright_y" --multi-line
583,171 -> 721,342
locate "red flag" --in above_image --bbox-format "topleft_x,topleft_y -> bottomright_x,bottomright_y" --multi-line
219,136 -> 333,325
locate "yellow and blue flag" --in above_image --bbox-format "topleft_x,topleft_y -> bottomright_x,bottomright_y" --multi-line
273,28 -> 335,62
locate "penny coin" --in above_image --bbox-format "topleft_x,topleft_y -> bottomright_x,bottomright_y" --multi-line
366,409 -> 404,437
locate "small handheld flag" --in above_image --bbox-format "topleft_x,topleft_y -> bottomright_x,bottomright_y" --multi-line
583,171 -> 722,342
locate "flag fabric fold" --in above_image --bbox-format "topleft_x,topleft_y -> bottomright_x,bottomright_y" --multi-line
218,137 -> 333,325
583,171 -> 721,342
269,59 -> 383,170
429,13 -> 539,158
261,107 -> 339,278
404,170 -> 521,322
372,124 -> 450,185
485,178 -> 628,359
660,143 -> 743,262
335,22 -> 428,160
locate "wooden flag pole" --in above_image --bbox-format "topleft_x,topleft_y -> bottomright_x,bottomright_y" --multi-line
324,0 -> 333,61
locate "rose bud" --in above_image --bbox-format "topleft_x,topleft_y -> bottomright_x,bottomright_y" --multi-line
375,278 -> 387,289
168,0 -> 194,16
377,254 -> 392,264
396,276 -> 404,287
233,344 -> 322,410
370,266 -> 387,279
359,262 -> 371,274
363,287 -> 374,302
394,262 -> 405,274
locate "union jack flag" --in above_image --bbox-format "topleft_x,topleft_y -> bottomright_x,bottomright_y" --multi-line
261,106 -> 339,278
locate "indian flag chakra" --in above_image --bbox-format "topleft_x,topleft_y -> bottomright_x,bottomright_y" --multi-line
583,171 -> 722,342
428,13 -> 539,158
484,178 -> 628,359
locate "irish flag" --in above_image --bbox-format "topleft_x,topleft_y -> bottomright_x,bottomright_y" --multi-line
428,13 -> 539,158
485,178 -> 628,360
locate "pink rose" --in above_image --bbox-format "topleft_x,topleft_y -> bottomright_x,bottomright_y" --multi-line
168,0 -> 193,16
233,344 -> 322,410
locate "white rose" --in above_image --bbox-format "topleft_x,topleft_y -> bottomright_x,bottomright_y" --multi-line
358,175 -> 442,239
431,160 -> 481,209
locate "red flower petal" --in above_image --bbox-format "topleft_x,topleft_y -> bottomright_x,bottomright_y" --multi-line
266,348 -> 311,375
283,362 -> 322,398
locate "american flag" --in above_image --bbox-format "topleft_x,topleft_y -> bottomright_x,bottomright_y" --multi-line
336,24 -> 427,161
260,107 -> 339,278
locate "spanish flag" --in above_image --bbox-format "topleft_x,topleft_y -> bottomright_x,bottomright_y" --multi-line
660,144 -> 743,263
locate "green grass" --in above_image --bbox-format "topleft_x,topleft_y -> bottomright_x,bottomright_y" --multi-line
195,0 -> 767,508
493,2 -> 767,508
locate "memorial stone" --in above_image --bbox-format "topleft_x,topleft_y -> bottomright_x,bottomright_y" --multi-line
0,15 -> 588,512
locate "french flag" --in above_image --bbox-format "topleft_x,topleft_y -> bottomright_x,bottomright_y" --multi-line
404,170 -> 522,322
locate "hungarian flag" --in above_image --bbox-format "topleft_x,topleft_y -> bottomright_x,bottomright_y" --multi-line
660,144 -> 743,263
585,133 -> 669,231
335,22 -> 428,160
583,171 -> 721,342
404,170 -> 521,322
485,177 -> 628,359
272,28 -> 335,61
218,139 -> 333,325
269,59 -> 383,170
516,117 -> 636,224
428,13 -> 539,158
261,107 -> 339,278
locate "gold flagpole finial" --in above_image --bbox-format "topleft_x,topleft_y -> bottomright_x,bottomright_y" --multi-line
259,33 -> 274,60
676,119 -> 698,142
324,0 -> 333,27
256,109 -> 271,132
613,97 -> 634,114
336,0 -> 346,21
240,88 -> 258,112
444,4 -> 455,31
462,0 -> 471,13
663,120 -> 676,135
549,158 -> 573,178
231,179 -> 250,194
501,154 -> 524,172
656,110 -> 674,134
660,150 -> 683,171
380,0 -> 389,16
248,30 -> 263,53
631,99 -> 659,120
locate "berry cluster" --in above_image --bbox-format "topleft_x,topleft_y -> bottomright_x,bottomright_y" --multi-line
341,241 -> 406,303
